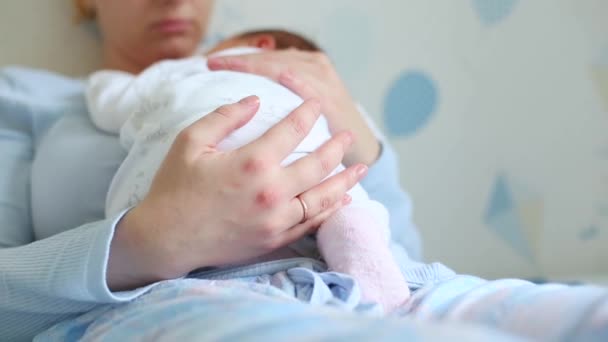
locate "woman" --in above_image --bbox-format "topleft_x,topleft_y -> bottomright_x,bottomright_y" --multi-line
1,1 -> 605,341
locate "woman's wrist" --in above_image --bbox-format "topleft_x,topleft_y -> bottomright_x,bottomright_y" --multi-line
348,131 -> 381,166
106,205 -> 184,291
334,107 -> 382,167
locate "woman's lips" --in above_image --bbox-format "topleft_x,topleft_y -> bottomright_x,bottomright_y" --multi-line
152,19 -> 192,34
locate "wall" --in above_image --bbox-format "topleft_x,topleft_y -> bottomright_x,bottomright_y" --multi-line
1,0 -> 606,280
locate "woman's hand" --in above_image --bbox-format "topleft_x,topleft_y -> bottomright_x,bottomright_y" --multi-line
208,50 -> 381,167
107,96 -> 368,290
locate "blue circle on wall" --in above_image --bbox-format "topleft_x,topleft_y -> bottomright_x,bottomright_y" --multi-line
473,0 -> 518,26
383,71 -> 438,137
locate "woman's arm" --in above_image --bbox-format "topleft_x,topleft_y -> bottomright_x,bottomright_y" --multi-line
0,73 -> 155,341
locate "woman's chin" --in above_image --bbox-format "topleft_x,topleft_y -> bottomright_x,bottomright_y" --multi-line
154,39 -> 199,60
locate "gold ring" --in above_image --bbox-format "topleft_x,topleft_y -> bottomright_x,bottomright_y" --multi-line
297,195 -> 309,224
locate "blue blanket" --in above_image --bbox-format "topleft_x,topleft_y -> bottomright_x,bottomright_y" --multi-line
36,277 -> 522,341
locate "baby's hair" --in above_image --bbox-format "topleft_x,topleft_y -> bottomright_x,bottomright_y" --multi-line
73,0 -> 96,22
236,29 -> 322,52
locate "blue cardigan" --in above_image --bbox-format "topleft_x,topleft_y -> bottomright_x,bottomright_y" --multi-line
0,66 -> 423,341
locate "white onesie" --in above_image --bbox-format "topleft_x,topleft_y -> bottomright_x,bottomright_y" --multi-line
86,47 -> 409,312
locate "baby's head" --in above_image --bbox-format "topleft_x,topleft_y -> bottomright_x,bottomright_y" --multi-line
207,29 -> 321,55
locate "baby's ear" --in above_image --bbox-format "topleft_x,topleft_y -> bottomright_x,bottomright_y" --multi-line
249,35 -> 277,50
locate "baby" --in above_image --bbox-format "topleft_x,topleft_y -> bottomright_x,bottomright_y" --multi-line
87,29 -> 410,312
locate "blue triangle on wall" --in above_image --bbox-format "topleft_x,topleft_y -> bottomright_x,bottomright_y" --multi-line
485,174 -> 534,260
473,0 -> 519,26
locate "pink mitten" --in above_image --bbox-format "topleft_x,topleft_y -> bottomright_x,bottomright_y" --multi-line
317,200 -> 410,313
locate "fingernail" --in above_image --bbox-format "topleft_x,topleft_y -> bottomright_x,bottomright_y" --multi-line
240,95 -> 260,106
343,194 -> 352,205
356,165 -> 368,179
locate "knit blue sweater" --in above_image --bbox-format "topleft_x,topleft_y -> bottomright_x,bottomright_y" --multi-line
0,66 -> 422,341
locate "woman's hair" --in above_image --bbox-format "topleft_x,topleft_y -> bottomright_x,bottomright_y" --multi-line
73,0 -> 96,22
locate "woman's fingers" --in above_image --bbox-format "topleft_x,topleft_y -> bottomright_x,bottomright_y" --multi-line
283,131 -> 353,196
276,197 -> 350,247
177,96 -> 260,156
279,69 -> 321,102
282,164 -> 367,230
208,49 -> 324,81
208,52 -> 283,80
238,99 -> 322,163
